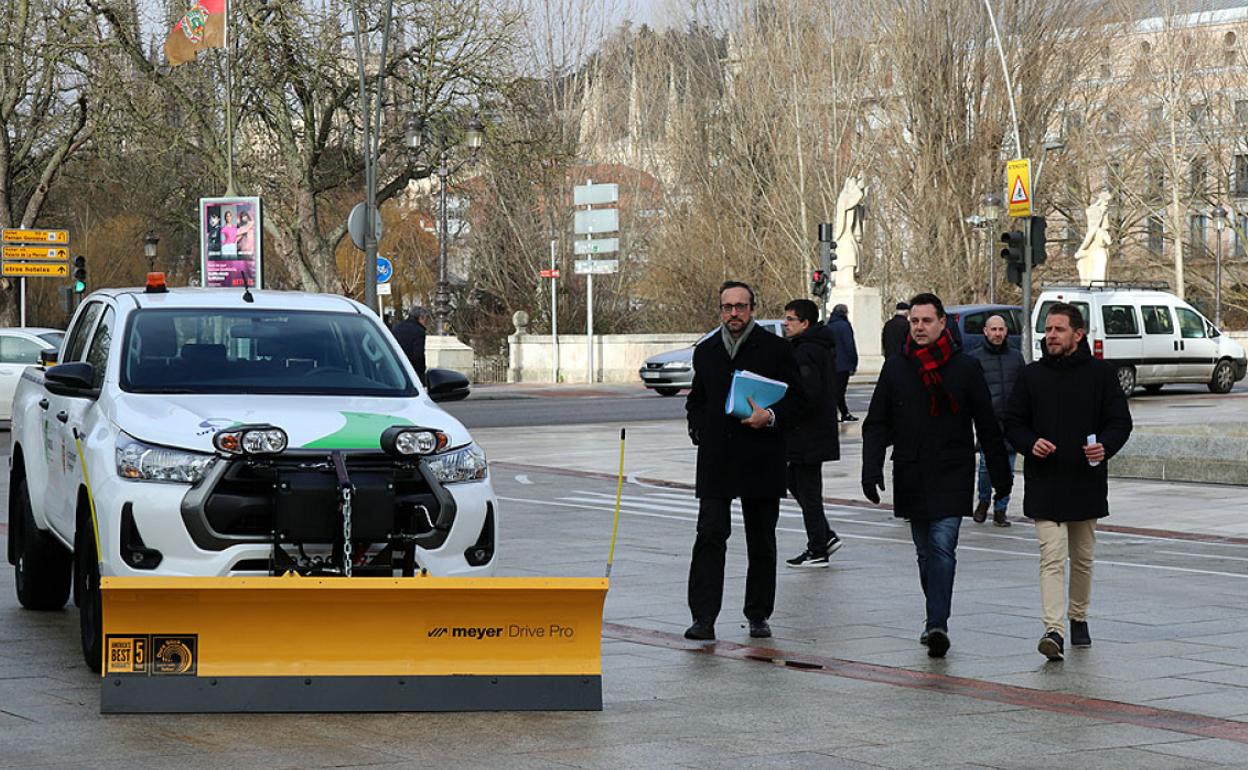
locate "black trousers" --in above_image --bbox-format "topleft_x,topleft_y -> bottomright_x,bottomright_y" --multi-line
688,497 -> 780,624
786,463 -> 836,553
835,371 -> 852,417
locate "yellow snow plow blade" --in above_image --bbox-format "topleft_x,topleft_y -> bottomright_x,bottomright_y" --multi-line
99,574 -> 608,713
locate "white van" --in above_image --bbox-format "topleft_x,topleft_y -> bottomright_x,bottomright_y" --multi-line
1031,283 -> 1247,396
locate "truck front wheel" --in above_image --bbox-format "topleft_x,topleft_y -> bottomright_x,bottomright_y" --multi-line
13,480 -> 72,611
75,516 -> 103,674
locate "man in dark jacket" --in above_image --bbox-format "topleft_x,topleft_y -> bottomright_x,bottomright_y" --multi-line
1004,303 -> 1132,661
967,314 -> 1025,527
827,304 -> 860,421
861,292 -> 1012,658
781,299 -> 842,568
392,305 -> 430,386
881,302 -> 910,360
685,281 -> 805,642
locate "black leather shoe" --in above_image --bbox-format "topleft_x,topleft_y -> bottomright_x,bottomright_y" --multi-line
919,628 -> 930,646
1070,620 -> 1091,648
748,619 -> 772,639
684,621 -> 715,641
926,629 -> 950,658
1038,631 -> 1065,661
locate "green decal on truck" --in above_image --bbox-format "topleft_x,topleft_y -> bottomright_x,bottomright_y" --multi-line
302,412 -> 413,449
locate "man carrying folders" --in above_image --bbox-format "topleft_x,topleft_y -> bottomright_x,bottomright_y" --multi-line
684,281 -> 805,642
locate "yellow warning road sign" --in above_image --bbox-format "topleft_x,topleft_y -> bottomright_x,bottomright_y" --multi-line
2,245 -> 68,261
2,228 -> 68,244
2,261 -> 68,277
1007,158 -> 1032,218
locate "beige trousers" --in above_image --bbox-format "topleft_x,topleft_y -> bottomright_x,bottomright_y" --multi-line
1035,519 -> 1097,634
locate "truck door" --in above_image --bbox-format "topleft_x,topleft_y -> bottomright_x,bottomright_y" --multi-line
1139,304 -> 1178,384
1174,306 -> 1220,382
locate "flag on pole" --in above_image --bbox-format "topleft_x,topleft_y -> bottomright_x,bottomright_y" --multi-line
165,0 -> 228,67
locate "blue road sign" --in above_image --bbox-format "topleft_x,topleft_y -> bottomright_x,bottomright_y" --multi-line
377,256 -> 393,283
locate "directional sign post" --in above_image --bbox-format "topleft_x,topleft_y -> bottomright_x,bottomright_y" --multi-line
3,227 -> 72,327
3,262 -> 69,277
2,245 -> 69,261
573,181 -> 620,384
2,228 -> 68,244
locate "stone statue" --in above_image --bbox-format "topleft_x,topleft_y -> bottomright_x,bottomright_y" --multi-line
1075,190 -> 1112,284
834,175 -> 866,288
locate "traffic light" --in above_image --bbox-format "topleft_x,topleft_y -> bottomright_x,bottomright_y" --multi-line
72,255 -> 87,293
1030,216 -> 1048,268
811,269 -> 829,299
1000,230 -> 1025,287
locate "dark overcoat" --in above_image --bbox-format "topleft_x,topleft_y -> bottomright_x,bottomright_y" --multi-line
861,351 -> 1011,520
881,314 -> 910,360
392,318 -> 428,386
1003,346 -> 1133,522
687,326 -> 805,499
786,325 -> 840,464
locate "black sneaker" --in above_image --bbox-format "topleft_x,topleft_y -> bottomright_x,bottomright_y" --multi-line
926,629 -> 950,657
841,413 -> 859,422
1070,620 -> 1092,648
826,534 -> 844,555
1038,631 -> 1064,660
786,550 -> 830,568
684,620 -> 715,641
919,628 -> 930,646
748,619 -> 772,638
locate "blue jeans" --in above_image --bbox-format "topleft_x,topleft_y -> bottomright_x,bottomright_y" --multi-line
977,450 -> 1016,512
910,517 -> 962,633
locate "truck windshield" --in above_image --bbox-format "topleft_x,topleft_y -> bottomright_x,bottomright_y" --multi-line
120,309 -> 417,396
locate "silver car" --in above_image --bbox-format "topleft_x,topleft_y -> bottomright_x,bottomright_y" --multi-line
638,320 -> 785,396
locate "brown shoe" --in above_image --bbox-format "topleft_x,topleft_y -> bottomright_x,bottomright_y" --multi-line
993,509 -> 1011,527
972,500 -> 989,523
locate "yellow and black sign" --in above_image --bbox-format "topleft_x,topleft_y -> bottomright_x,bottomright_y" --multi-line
105,634 -> 196,676
2,228 -> 68,244
1007,158 -> 1033,218
1,262 -> 68,277
2,245 -> 68,261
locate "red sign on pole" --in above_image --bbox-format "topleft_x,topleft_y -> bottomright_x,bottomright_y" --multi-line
540,269 -> 560,279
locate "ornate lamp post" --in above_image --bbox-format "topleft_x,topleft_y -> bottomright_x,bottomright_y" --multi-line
1212,204 -> 1227,327
143,232 -> 160,274
981,192 -> 1004,303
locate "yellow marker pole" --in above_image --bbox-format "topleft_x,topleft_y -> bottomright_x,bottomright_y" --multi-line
72,428 -> 102,564
605,428 -> 625,578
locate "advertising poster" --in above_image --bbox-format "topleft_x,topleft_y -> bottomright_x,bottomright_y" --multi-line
200,196 -> 262,288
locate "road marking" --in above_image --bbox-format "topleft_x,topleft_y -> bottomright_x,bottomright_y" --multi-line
498,495 -> 1248,580
514,474 -> 533,485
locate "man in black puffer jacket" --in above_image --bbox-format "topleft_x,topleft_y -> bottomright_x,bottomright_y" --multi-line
967,314 -> 1025,527
781,299 -> 842,568
1004,303 -> 1133,661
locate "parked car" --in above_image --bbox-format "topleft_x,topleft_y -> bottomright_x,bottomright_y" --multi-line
1031,284 -> 1247,396
0,327 -> 64,422
945,304 -> 1024,353
639,320 -> 785,396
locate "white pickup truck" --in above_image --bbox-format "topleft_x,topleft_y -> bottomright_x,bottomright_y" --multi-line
6,281 -> 498,671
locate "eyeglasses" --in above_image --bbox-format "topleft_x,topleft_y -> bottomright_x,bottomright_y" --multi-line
720,303 -> 751,314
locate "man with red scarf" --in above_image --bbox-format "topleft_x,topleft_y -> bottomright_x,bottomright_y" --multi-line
861,292 -> 1012,657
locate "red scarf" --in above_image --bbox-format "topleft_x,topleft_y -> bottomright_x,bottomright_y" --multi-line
903,328 -> 960,416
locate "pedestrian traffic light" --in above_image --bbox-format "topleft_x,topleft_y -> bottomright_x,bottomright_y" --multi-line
72,255 -> 87,293
811,269 -> 829,299
1030,216 -> 1048,268
1000,230 -> 1025,287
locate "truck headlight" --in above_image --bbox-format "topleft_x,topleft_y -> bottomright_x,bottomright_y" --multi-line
381,426 -> 450,456
213,425 -> 288,455
116,434 -> 214,484
426,443 -> 488,484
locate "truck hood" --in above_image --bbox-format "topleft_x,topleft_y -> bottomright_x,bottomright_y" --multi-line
111,392 -> 472,454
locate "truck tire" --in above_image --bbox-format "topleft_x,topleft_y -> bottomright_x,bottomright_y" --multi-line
13,480 -> 72,611
1209,359 -> 1236,394
75,517 -> 103,674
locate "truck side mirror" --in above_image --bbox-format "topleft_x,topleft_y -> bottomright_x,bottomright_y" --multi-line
45,362 -> 96,397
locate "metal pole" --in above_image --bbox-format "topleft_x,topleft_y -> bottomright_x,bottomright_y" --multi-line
19,278 -> 25,327
586,272 -> 594,384
1216,228 -> 1223,327
982,0 -> 1022,160
551,238 -> 559,382
436,160 -> 450,335
224,0 -> 235,196
1023,217 -> 1033,362
988,223 -> 997,303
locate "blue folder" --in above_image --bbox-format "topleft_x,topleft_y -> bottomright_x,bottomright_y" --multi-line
724,369 -> 789,419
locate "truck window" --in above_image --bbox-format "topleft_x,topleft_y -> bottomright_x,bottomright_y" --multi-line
1101,305 -> 1139,336
1175,307 -> 1207,339
1142,305 -> 1174,335
64,302 -> 103,363
84,307 -> 116,389
1035,301 -> 1089,332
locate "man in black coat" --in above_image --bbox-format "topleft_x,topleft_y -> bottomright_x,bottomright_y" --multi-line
861,293 -> 1012,658
881,301 -> 910,360
967,314 -> 1025,527
827,304 -> 859,421
685,281 -> 805,642
1004,303 -> 1133,661
392,305 -> 430,386
781,299 -> 842,568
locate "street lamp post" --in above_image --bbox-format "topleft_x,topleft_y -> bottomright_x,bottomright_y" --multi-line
144,233 -> 160,274
420,115 -> 484,336
1213,204 -> 1227,327
981,192 -> 1004,303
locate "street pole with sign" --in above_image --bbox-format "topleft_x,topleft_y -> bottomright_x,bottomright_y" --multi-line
1007,159 -> 1034,361
550,239 -> 559,382
572,181 -> 620,384
2,228 -> 71,326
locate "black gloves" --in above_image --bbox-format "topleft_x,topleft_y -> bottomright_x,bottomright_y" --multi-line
862,477 -> 885,504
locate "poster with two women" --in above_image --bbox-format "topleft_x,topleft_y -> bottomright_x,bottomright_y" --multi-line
200,197 -> 261,289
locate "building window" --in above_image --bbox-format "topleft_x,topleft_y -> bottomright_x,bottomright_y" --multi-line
1236,155 -> 1248,196
1236,100 -> 1248,124
1226,31 -> 1238,66
1148,161 -> 1165,200
1148,216 -> 1164,256
1187,102 -> 1208,126
1149,106 -> 1164,128
1190,157 -> 1206,196
1065,225 -> 1078,257
1236,214 -> 1248,258
1190,214 -> 1208,258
